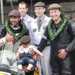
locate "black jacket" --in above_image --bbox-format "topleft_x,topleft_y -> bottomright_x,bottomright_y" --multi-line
38,19 -> 75,53
0,20 -> 29,41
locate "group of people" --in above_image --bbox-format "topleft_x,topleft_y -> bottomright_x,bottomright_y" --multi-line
0,1 -> 75,75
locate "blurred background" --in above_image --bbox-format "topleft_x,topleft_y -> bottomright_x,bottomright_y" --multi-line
0,0 -> 75,24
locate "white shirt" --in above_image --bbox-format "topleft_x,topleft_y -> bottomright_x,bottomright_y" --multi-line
30,15 -> 51,45
22,14 -> 34,30
21,14 -> 35,43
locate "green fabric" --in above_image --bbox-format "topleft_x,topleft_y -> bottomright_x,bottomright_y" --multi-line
5,20 -> 27,41
48,17 -> 67,41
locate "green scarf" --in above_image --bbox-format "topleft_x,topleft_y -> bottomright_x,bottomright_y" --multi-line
48,17 -> 67,41
5,21 -> 27,41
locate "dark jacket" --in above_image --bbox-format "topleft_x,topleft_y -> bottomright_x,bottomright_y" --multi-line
0,25 -> 6,38
66,21 -> 75,52
38,18 -> 75,74
0,20 -> 29,41
38,18 -> 75,54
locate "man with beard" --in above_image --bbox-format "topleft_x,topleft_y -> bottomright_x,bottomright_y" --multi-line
0,9 -> 29,41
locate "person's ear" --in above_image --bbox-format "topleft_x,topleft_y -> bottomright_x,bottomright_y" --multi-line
43,8 -> 46,12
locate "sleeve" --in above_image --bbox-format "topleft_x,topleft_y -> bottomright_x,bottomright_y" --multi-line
0,27 -> 6,38
38,27 -> 49,52
31,45 -> 43,56
66,22 -> 75,52
0,37 -> 6,50
66,39 -> 75,52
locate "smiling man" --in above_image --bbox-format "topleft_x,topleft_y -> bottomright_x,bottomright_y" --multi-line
38,3 -> 75,75
0,9 -> 29,41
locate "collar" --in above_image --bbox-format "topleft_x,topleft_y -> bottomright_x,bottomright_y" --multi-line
22,14 -> 30,21
37,15 -> 45,21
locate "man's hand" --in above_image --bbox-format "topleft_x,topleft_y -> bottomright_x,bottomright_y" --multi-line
57,49 -> 68,60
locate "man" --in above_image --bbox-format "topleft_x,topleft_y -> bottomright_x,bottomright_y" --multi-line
1,9 -> 29,41
0,33 -> 17,71
32,2 -> 51,45
0,9 -> 29,75
31,2 -> 51,75
18,1 -> 34,43
38,3 -> 75,75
